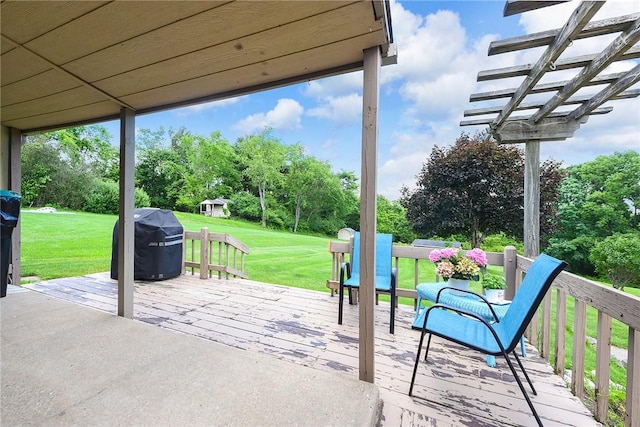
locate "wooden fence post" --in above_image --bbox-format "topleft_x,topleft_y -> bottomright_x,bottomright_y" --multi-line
181,231 -> 187,275
503,246 -> 517,300
200,227 -> 209,279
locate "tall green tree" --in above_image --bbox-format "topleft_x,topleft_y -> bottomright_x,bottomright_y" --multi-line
337,170 -> 360,229
22,126 -> 115,209
547,152 -> 640,276
235,129 -> 287,227
376,195 -> 414,243
400,132 -> 563,247
135,128 -> 240,212
53,125 -> 119,181
136,147 -> 184,209
284,146 -> 345,234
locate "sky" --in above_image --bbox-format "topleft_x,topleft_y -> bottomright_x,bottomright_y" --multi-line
100,0 -> 640,201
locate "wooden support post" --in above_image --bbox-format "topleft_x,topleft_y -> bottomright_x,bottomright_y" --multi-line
9,128 -> 22,284
503,246 -> 517,300
523,140 -> 540,258
200,227 -> 209,279
118,108 -> 135,318
626,328 -> 640,427
359,46 -> 381,383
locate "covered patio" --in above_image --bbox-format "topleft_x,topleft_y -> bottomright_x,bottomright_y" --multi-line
3,274 -> 598,426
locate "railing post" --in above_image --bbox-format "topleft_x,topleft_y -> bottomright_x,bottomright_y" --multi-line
200,227 -> 209,279
554,288 -> 567,376
595,311 -> 612,424
572,298 -> 587,401
181,231 -> 187,275
626,328 -> 640,427
503,246 -> 517,300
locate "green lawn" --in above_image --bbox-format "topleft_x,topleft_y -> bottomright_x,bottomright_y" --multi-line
21,210 -> 445,297
21,210 -> 333,291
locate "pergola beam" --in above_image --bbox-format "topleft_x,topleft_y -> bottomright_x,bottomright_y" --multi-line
478,46 -> 640,81
532,17 -> 640,122
461,106 -> 612,127
470,72 -> 627,101
503,0 -> 569,17
464,89 -> 639,117
567,63 -> 640,120
491,1 -> 604,130
489,13 -> 640,55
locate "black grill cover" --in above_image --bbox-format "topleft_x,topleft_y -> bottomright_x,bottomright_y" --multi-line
110,208 -> 184,281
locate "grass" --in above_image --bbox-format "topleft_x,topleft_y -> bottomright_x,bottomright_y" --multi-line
20,209 -> 444,297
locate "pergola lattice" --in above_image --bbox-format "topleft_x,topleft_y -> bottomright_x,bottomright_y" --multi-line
461,0 -> 640,257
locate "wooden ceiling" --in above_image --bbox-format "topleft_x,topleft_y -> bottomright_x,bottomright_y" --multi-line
462,0 -> 640,143
1,1 -> 395,133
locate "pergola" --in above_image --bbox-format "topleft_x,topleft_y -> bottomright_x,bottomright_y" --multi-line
0,0 -> 395,382
462,0 -> 640,261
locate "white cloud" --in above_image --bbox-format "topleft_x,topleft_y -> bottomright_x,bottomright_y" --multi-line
307,93 -> 363,126
233,98 -> 304,133
176,96 -> 246,117
304,73 -> 363,98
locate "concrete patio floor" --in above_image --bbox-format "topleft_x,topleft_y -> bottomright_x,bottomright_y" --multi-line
1,289 -> 378,426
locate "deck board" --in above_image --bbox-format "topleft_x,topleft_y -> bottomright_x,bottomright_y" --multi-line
23,274 -> 599,427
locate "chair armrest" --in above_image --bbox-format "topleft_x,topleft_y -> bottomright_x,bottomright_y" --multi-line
435,287 -> 501,323
423,304 -> 506,352
339,262 -> 351,285
391,267 -> 398,287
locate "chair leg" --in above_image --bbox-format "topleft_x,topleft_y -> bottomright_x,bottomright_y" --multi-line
338,283 -> 344,325
423,334 -> 432,362
409,330 -> 431,396
503,351 -> 543,427
512,350 -> 536,395
389,288 -> 396,335
520,335 -> 527,357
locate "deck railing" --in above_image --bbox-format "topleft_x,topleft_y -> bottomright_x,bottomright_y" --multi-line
182,227 -> 249,280
327,242 -> 640,427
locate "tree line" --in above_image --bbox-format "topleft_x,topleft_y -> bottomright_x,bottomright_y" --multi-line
22,126 -> 639,287
22,125 -> 411,240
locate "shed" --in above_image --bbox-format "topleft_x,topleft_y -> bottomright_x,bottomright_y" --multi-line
200,198 -> 230,218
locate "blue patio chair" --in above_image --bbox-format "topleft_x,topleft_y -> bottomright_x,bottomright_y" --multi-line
409,253 -> 567,427
338,232 -> 397,334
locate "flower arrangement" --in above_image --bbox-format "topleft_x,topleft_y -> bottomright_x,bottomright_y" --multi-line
429,247 -> 487,281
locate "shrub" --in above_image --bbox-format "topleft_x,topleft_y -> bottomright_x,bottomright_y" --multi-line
589,232 -> 640,290
546,236 -> 597,276
229,191 -> 261,221
83,180 -> 151,215
480,232 -> 524,253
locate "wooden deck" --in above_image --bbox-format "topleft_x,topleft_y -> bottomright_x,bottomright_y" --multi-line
23,274 -> 599,427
